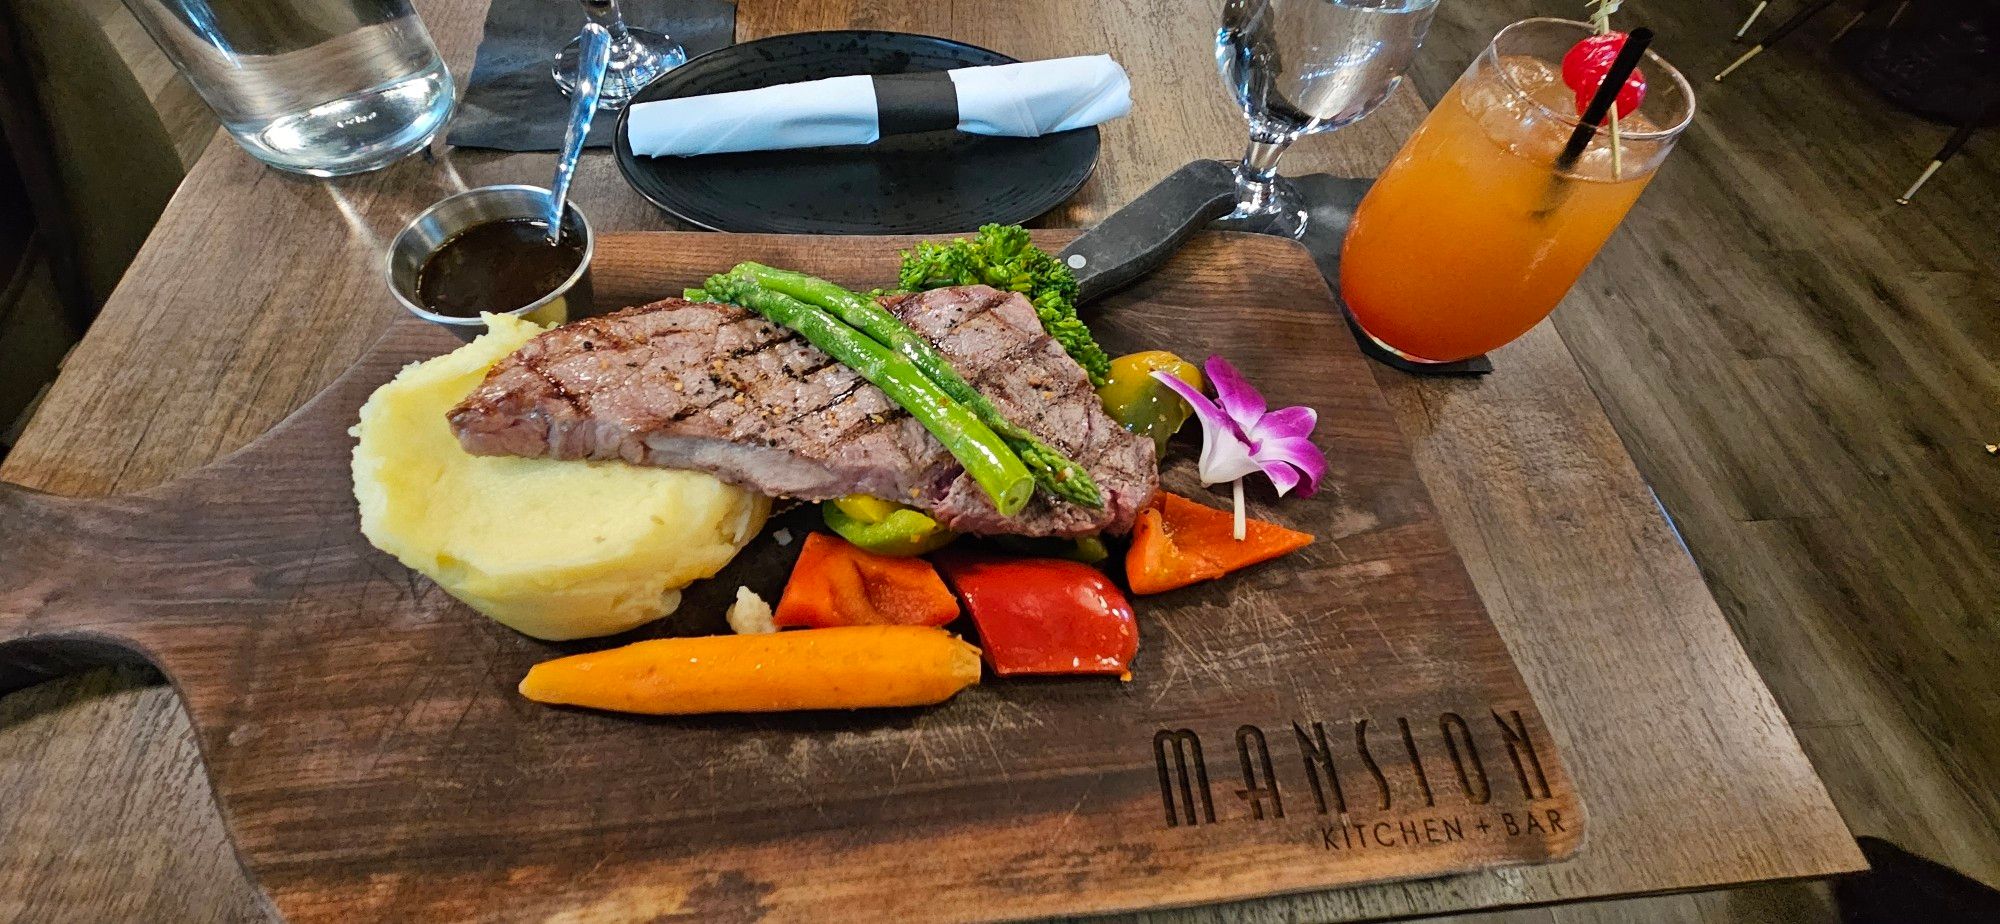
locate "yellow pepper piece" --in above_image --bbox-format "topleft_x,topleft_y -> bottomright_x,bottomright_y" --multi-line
1098,351 -> 1204,455
833,493 -> 901,524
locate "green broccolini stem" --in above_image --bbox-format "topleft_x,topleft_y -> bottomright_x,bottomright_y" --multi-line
701,272 -> 1035,517
732,262 -> 1103,509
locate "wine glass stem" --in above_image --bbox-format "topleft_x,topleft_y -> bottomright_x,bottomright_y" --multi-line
1234,135 -> 1295,213
581,0 -> 633,44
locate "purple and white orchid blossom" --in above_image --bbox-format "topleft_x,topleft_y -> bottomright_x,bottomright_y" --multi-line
1152,356 -> 1327,539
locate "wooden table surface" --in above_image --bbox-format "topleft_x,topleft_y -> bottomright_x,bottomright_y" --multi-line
0,1 -> 1863,921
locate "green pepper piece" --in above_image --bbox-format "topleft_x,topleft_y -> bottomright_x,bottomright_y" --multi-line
1068,535 -> 1111,564
822,501 -> 958,557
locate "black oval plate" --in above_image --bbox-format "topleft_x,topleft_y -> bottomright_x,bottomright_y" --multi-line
613,31 -> 1100,234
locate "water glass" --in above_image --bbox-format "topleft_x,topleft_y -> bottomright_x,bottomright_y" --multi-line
1215,0 -> 1440,236
122,0 -> 455,176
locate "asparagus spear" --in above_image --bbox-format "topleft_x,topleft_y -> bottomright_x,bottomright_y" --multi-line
700,273 -> 1035,517
731,262 -> 1103,509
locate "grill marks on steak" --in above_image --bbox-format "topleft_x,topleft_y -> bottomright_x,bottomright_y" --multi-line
447,286 -> 1157,537
457,300 -> 945,503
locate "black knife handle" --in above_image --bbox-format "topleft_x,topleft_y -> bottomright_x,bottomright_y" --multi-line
1060,160 -> 1239,306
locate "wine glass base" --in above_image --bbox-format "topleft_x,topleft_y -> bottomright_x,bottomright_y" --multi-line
554,28 -> 685,109
1213,170 -> 1311,238
1211,203 -> 1310,239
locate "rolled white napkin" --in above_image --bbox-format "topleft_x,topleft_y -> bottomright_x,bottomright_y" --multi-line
626,55 -> 1132,157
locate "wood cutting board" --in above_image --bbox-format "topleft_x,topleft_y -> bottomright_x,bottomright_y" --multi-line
0,231 -> 1582,922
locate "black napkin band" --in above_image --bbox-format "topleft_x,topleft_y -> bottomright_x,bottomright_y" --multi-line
872,71 -> 960,136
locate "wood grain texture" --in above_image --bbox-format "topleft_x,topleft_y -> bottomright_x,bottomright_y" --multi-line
1,231 -> 1582,922
0,0 -> 1862,920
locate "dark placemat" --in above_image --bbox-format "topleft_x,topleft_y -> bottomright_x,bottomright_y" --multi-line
449,0 -> 736,151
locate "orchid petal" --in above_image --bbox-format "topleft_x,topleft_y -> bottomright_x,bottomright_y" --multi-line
1249,405 -> 1326,496
1203,355 -> 1266,436
1152,370 -> 1259,486
1251,404 -> 1317,442
1152,366 -> 1327,495
1254,435 -> 1327,496
1151,369 -> 1225,429
1199,429 -> 1265,485
1260,458 -> 1303,497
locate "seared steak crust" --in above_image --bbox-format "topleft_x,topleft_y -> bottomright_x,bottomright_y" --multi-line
447,286 -> 1156,537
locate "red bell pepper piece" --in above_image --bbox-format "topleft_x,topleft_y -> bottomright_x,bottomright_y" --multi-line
934,554 -> 1139,678
774,532 -> 960,629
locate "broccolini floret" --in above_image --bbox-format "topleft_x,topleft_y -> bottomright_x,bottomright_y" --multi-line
897,224 -> 1111,386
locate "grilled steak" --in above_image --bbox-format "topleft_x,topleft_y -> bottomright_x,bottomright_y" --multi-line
447,286 -> 1157,537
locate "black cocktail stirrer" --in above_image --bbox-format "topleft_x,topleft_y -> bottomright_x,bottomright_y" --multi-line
1536,26 -> 1654,218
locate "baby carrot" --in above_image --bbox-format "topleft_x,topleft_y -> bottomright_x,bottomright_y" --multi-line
518,626 -> 982,715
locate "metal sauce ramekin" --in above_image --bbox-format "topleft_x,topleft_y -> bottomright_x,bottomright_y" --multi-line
386,185 -> 594,340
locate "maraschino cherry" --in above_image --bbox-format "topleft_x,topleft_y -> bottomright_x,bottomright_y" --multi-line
1561,31 -> 1646,123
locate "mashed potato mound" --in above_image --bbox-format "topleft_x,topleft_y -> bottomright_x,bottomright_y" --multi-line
351,314 -> 770,640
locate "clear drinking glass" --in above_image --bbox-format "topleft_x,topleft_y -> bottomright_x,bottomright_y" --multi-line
1339,18 -> 1695,363
1215,0 -> 1440,237
553,0 -> 685,108
122,0 -> 454,176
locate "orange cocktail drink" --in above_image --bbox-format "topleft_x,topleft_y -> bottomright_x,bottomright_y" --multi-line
1340,18 -> 1693,363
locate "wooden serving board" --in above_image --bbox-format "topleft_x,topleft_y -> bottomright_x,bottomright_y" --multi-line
0,231 -> 1581,922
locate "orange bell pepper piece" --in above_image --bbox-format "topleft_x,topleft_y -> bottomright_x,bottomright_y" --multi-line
1126,491 -> 1314,595
774,532 -> 961,628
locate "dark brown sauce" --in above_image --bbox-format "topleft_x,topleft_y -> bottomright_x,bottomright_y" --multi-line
416,218 -> 584,318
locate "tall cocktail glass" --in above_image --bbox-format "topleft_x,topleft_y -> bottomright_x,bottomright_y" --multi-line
1339,18 -> 1694,363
